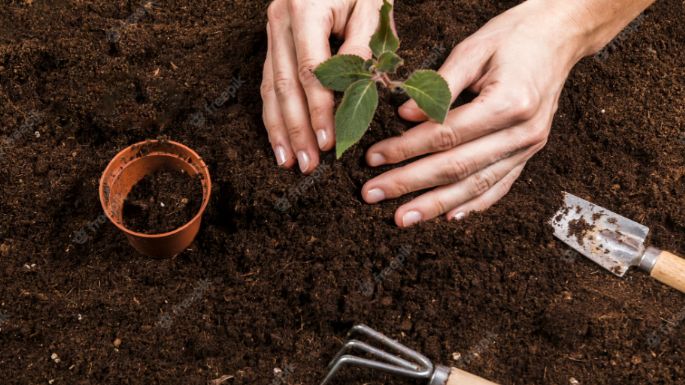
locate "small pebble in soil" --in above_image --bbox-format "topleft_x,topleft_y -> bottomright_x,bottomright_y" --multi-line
51,352 -> 60,363
400,318 -> 413,331
23,263 -> 36,271
123,169 -> 203,234
113,338 -> 122,348
569,378 -> 580,385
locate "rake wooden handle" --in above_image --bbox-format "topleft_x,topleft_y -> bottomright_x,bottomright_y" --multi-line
651,250 -> 685,294
447,368 -> 499,385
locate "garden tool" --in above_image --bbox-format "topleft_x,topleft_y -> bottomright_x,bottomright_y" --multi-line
550,192 -> 685,293
321,324 -> 498,385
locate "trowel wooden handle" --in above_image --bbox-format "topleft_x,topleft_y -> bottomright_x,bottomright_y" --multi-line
446,368 -> 499,385
651,251 -> 685,294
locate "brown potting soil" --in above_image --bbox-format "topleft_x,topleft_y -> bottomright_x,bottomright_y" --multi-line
567,217 -> 595,247
0,1 -> 683,385
122,169 -> 203,234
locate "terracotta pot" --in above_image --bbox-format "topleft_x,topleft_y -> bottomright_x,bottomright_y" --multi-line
99,140 -> 211,258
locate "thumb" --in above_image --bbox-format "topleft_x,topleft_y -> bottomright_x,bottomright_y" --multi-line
338,0 -> 389,59
399,42 -> 491,122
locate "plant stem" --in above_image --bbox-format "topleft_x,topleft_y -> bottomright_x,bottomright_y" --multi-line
373,72 -> 401,91
381,73 -> 393,88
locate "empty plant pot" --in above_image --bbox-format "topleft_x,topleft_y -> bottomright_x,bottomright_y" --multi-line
99,140 -> 211,258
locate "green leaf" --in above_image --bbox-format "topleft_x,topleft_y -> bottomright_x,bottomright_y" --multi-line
375,51 -> 403,73
314,55 -> 373,92
401,70 -> 451,123
335,79 -> 379,158
369,0 -> 399,58
363,59 -> 374,72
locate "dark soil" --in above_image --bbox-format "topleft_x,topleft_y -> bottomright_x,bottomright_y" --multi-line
567,217 -> 595,246
0,1 -> 683,385
123,169 -> 203,234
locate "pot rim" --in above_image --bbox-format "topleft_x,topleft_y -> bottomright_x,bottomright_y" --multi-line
98,139 -> 211,239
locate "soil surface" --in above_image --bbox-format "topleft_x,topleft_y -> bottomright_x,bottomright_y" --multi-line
123,169 -> 203,234
1,1 -> 684,385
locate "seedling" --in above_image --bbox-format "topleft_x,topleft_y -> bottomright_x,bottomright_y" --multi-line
315,0 -> 451,158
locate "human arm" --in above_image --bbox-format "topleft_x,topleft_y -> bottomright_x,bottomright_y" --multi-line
361,0 -> 655,227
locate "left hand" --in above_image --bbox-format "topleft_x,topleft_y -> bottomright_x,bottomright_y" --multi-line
361,1 -> 584,227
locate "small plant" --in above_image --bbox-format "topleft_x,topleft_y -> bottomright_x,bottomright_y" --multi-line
315,0 -> 451,158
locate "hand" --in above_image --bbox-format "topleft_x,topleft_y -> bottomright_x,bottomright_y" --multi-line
261,0 -> 390,173
361,1 -> 586,227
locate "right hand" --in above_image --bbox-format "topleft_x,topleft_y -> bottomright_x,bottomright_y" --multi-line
261,0 -> 390,173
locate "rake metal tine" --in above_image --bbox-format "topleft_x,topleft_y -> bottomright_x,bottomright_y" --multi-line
327,339 -> 419,371
348,324 -> 434,372
321,355 -> 431,385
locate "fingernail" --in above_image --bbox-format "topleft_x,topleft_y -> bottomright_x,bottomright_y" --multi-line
402,210 -> 422,227
368,153 -> 386,167
316,130 -> 328,149
297,151 -> 310,173
366,188 -> 385,204
275,146 -> 287,166
453,212 -> 466,221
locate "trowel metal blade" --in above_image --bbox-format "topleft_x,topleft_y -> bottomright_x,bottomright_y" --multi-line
550,192 -> 649,277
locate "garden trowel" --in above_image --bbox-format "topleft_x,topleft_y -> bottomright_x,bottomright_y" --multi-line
550,192 -> 685,293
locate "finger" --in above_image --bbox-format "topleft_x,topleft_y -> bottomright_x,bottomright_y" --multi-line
362,124 -> 540,204
367,84 -> 540,166
269,9 -> 320,174
338,0 -> 384,58
393,149 -> 532,227
262,25 -> 296,168
446,163 -> 525,220
399,40 -> 493,122
290,3 -> 335,151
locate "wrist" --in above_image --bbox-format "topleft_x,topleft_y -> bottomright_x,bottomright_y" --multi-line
500,1 -> 587,73
516,1 -> 592,63
524,0 -> 654,59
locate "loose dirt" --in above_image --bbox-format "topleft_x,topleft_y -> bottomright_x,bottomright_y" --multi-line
0,1 -> 683,385
123,169 -> 203,234
567,217 -> 595,246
